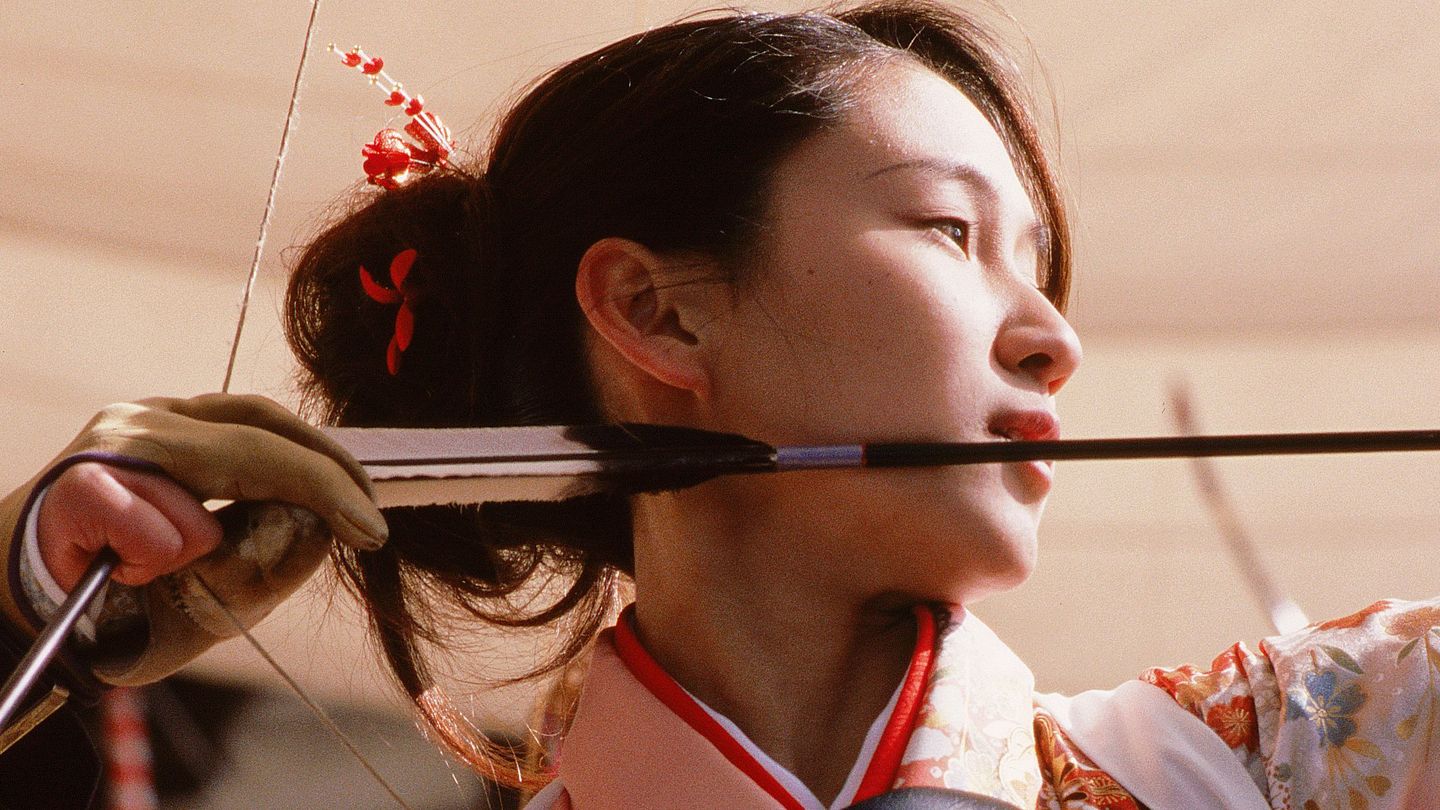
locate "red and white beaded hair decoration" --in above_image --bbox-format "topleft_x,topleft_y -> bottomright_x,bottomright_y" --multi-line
330,44 -> 456,190
333,46 -> 455,374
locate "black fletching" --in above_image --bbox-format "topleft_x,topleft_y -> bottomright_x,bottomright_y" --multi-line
570,423 -> 776,494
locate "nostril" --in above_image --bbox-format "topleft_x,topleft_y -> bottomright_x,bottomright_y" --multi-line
1018,352 -> 1051,372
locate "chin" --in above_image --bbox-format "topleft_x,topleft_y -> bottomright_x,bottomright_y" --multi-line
851,468 -> 1042,594
994,542 -> 1039,589
967,538 -> 1038,602
958,508 -> 1042,597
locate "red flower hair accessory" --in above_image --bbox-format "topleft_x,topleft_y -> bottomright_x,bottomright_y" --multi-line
330,45 -> 456,190
360,248 -> 421,375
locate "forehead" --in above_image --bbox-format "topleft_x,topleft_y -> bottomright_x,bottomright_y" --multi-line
777,60 -> 1033,215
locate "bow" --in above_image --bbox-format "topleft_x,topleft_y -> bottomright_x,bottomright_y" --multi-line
1,4 -> 412,806
1167,383 -> 1310,636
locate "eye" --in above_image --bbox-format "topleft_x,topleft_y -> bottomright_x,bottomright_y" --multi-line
929,219 -> 972,256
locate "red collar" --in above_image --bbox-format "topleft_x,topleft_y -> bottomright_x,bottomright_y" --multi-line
611,604 -> 938,807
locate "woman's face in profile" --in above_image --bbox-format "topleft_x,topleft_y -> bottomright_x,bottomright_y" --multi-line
701,60 -> 1083,598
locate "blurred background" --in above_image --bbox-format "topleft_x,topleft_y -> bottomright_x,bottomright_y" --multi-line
2,0 -> 1437,806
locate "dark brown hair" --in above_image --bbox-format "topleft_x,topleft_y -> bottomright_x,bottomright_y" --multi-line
284,0 -> 1069,786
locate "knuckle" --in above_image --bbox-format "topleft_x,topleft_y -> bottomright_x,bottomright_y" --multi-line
237,392 -> 282,410
53,464 -> 128,515
221,392 -> 287,419
93,401 -> 148,426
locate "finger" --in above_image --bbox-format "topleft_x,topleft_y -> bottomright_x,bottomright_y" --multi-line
38,463 -> 222,589
130,409 -> 387,551
154,394 -> 375,499
104,465 -> 223,574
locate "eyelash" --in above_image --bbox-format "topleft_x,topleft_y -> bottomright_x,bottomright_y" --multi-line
929,219 -> 972,256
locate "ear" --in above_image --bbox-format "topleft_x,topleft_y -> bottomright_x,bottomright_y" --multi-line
575,237 -> 716,398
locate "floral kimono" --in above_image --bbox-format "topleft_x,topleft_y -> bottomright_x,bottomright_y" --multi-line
525,599 -> 1440,810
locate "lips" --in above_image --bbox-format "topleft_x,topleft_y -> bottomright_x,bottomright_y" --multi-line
988,410 -> 1060,442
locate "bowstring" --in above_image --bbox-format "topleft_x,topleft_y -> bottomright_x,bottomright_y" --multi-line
211,0 -> 411,805
220,0 -> 321,394
191,575 -> 411,808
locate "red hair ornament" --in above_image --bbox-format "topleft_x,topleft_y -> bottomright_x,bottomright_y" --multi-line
333,46 -> 455,372
331,45 -> 455,189
360,248 -> 421,375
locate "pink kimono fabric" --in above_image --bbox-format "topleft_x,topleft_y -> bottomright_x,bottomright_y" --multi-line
526,598 -> 1440,810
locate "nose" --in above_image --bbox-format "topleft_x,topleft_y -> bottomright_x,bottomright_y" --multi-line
994,288 -> 1082,395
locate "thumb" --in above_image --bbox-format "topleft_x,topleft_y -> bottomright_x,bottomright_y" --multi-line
37,463 -> 222,590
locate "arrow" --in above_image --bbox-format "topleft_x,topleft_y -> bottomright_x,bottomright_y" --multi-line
326,423 -> 1440,507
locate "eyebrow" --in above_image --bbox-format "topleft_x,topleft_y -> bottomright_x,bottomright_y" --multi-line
864,158 -> 1051,252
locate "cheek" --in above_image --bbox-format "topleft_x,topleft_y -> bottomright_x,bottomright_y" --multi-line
827,231 -> 999,350
814,243 -> 1000,414
715,242 -> 998,443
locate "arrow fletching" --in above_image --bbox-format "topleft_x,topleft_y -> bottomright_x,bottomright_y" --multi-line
326,423 -> 776,507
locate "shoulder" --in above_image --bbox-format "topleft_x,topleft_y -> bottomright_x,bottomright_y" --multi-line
1144,597 -> 1440,808
1261,598 -> 1440,801
1260,597 -> 1440,673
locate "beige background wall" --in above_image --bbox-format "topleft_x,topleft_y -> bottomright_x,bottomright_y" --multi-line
2,0 -> 1437,749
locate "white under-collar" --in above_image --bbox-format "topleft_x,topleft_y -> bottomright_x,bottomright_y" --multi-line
683,678 -> 905,810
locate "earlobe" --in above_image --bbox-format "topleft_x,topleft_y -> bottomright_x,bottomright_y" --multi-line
575,238 -> 713,398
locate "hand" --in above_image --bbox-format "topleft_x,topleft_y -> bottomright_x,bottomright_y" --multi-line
37,463 -> 223,590
2,393 -> 389,685
34,394 -> 386,591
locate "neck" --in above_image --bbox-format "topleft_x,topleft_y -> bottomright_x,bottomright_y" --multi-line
629,480 -> 925,805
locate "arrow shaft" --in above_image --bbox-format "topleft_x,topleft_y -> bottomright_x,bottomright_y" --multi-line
851,429 -> 1440,468
351,427 -> 1440,473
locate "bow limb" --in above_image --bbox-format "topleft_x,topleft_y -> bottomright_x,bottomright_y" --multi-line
1168,381 -> 1310,635
220,0 -> 322,394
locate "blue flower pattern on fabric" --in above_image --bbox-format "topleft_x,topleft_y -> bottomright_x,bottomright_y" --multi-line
1286,669 -> 1366,747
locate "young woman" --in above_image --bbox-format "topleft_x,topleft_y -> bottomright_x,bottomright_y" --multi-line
3,3 -> 1436,808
